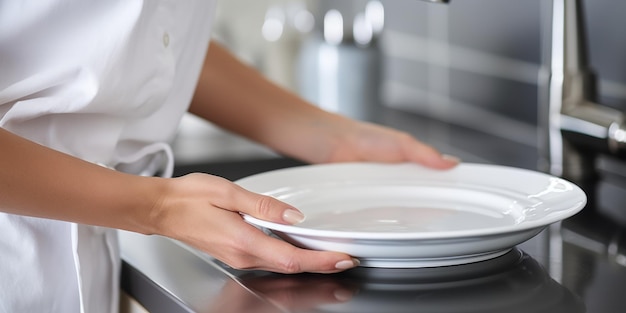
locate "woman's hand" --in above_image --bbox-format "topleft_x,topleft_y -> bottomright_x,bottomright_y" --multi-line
190,42 -> 458,171
317,117 -> 459,168
279,113 -> 460,168
152,173 -> 359,274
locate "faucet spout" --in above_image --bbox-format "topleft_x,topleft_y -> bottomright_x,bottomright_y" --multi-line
540,0 -> 626,181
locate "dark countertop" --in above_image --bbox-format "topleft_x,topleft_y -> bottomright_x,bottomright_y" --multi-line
120,108 -> 626,313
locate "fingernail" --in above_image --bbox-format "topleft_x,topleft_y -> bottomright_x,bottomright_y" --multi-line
282,209 -> 305,224
333,289 -> 354,302
442,154 -> 461,164
335,258 -> 360,270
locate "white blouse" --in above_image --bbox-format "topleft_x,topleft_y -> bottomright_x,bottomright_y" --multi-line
0,1 -> 216,312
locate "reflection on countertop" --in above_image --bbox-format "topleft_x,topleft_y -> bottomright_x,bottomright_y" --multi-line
560,208 -> 626,313
229,249 -> 583,313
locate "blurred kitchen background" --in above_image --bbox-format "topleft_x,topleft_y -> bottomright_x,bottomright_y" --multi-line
174,0 -> 626,160
172,0 -> 626,219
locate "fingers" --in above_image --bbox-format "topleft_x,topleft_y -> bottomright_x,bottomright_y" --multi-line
219,186 -> 360,272
182,174 -> 304,225
240,222 -> 360,274
341,121 -> 460,169
401,136 -> 460,169
203,210 -> 359,274
218,182 -> 305,225
259,242 -> 360,274
170,174 -> 359,273
438,153 -> 461,168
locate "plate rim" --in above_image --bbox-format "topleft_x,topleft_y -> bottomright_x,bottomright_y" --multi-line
238,162 -> 587,241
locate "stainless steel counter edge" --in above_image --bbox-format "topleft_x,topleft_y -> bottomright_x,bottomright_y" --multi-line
120,231 -> 277,313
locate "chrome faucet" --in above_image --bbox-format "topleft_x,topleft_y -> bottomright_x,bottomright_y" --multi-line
418,0 -> 625,181
539,0 -> 626,182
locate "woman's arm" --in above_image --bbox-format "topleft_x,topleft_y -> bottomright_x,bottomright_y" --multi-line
0,127 -> 356,273
0,127 -> 162,233
189,41 -> 458,168
188,41 -> 332,163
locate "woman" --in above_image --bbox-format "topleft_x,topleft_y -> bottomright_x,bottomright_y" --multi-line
0,1 -> 458,312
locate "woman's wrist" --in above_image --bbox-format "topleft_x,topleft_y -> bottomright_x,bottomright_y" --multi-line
135,176 -> 175,236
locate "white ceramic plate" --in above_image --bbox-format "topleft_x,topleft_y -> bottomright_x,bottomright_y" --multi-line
237,163 -> 586,268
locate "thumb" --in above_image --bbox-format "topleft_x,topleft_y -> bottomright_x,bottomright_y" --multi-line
228,185 -> 305,225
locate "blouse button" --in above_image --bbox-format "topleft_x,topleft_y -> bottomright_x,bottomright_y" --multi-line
162,32 -> 170,47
